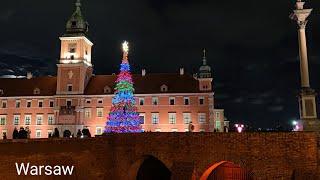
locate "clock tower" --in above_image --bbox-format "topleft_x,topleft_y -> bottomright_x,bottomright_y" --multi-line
56,0 -> 93,95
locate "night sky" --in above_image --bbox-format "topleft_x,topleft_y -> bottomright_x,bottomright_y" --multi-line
0,0 -> 320,129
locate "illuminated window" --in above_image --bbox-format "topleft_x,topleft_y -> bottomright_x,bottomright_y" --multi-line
152,97 -> 159,105
48,115 -> 55,125
16,100 -> 21,108
1,101 -> 7,108
68,43 -> 77,53
216,121 -> 221,130
169,113 -> 176,124
85,108 -> 91,118
151,113 -> 159,124
14,115 -> 20,125
183,113 -> 192,124
36,115 -> 43,125
139,113 -> 145,124
25,115 -> 31,125
1,130 -> 7,139
198,113 -> 206,124
184,97 -> 190,105
0,89 -> 4,95
169,97 -> 175,105
47,130 -> 53,137
97,108 -> 103,117
0,115 -> 6,125
96,127 -> 102,135
36,130 -> 42,138
216,112 -> 221,119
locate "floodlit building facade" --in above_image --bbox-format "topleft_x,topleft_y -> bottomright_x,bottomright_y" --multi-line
0,0 -> 226,138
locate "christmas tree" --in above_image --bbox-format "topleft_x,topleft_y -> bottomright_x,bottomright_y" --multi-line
104,41 -> 143,133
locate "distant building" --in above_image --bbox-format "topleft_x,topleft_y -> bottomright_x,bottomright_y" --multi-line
0,0 -> 226,138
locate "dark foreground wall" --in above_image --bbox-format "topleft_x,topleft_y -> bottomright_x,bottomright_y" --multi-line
0,132 -> 318,180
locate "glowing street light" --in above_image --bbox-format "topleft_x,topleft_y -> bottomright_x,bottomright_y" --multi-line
235,124 -> 244,133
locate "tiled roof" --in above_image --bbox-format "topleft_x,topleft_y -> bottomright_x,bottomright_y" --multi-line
85,73 -> 202,95
0,73 -> 203,97
0,76 -> 57,97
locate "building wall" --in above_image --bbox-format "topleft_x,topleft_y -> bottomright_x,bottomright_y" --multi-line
0,93 -> 223,139
0,132 -> 317,179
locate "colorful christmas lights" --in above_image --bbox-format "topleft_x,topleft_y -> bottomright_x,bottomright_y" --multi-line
104,41 -> 142,133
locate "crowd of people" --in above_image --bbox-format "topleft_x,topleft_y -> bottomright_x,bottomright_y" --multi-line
1,127 -> 93,140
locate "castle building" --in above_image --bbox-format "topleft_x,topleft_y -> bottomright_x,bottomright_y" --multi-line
0,0 -> 225,139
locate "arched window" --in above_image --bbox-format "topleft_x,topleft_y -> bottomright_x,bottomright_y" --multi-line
104,86 -> 111,94
33,88 -> 40,95
160,85 -> 168,92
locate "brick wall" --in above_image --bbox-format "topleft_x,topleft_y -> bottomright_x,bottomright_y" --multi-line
0,132 -> 318,179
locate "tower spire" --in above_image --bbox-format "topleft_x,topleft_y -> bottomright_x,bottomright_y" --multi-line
122,41 -> 129,63
203,49 -> 207,66
64,0 -> 88,37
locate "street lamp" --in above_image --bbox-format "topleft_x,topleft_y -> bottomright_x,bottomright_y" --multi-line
235,124 -> 244,133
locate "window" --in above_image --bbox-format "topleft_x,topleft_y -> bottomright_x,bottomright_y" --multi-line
152,97 -> 159,105
151,113 -> 159,124
0,115 -> 6,125
68,43 -> 77,53
183,113 -> 192,124
85,108 -> 91,118
38,101 -> 43,108
160,85 -> 168,92
33,88 -> 40,95
49,101 -> 54,107
0,89 -> 3,95
171,128 -> 178,132
86,99 -> 91,104
71,21 -> 77,27
155,128 -> 161,132
139,113 -> 145,124
198,113 -> 206,124
184,97 -> 190,105
199,97 -> 204,105
98,99 -> 103,104
169,113 -> 176,124
97,108 -> 103,117
36,115 -> 43,125
216,121 -> 221,130
139,98 -> 145,106
1,101 -> 7,108
66,100 -> 72,107
67,84 -> 73,92
48,115 -> 55,125
36,130 -> 42,138
16,100 -> 21,108
27,100 -> 32,108
96,127 -> 102,135
25,115 -> 31,125
216,112 -> 221,119
14,115 -> 20,125
169,97 -> 175,105
104,86 -> 111,94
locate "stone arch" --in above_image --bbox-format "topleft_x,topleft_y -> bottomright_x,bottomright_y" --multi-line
128,155 -> 171,180
200,161 -> 253,180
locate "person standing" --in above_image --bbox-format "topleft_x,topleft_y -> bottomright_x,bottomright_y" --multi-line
12,127 -> 19,139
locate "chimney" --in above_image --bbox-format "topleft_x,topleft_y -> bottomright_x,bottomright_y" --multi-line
180,68 -> 184,75
142,69 -> 146,76
27,72 -> 33,79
